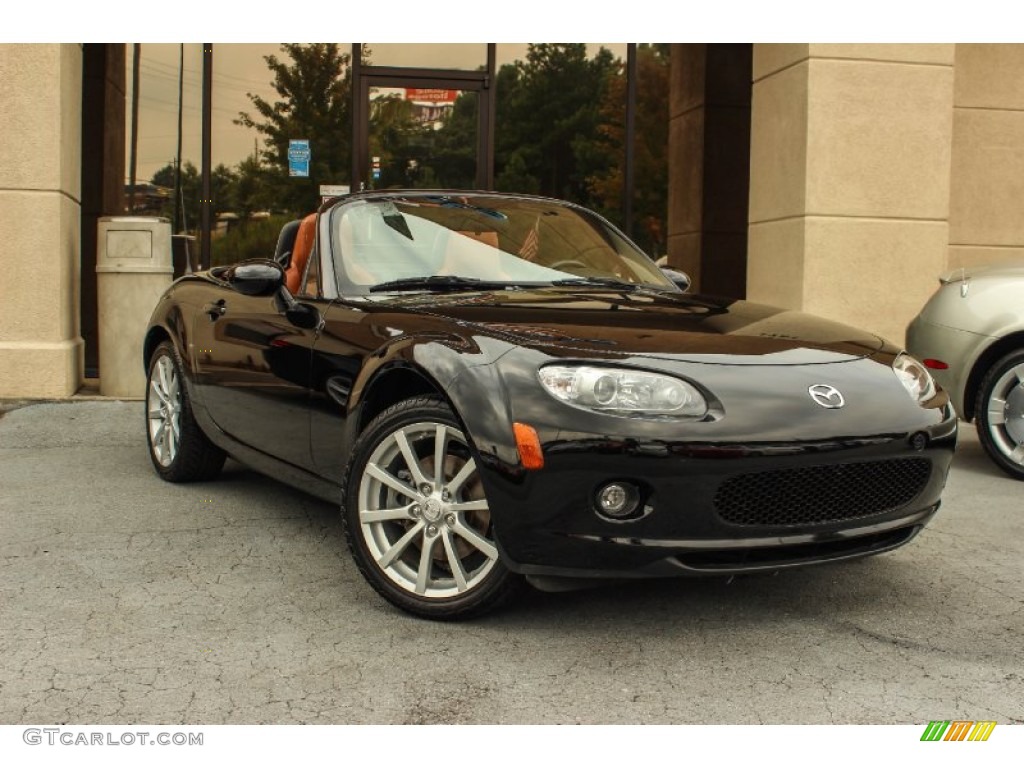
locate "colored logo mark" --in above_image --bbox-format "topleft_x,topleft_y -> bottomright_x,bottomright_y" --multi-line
920,720 -> 996,741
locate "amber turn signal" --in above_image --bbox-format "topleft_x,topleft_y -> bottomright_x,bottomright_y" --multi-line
513,422 -> 544,470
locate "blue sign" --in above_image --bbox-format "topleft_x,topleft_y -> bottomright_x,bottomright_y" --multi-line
288,140 -> 311,177
372,169 -> 382,180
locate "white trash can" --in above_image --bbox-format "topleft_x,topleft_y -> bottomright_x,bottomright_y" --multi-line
96,217 -> 173,397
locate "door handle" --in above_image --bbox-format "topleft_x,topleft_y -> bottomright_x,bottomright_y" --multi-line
203,300 -> 226,320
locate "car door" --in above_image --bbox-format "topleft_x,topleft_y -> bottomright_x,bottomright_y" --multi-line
191,280 -> 325,472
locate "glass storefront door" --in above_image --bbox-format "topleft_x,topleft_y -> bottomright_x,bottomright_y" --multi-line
366,85 -> 479,190
352,42 -> 496,193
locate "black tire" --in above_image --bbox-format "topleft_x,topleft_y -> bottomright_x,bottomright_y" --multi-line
975,349 -> 1024,480
145,341 -> 226,482
341,395 -> 522,620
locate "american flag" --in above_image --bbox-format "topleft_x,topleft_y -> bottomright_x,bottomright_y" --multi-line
518,215 -> 541,262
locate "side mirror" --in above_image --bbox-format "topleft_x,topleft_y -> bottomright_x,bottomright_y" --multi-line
223,260 -> 284,297
660,267 -> 691,293
285,302 -> 321,330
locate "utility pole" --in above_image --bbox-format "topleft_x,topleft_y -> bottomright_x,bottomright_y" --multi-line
624,43 -> 637,239
128,44 -> 140,213
201,43 -> 213,269
173,43 -> 184,234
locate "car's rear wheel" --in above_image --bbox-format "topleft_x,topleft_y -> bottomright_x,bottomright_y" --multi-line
975,349 -> 1024,480
146,341 -> 226,482
342,396 -> 522,619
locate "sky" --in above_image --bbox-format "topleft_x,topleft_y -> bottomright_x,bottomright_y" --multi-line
127,43 -> 630,183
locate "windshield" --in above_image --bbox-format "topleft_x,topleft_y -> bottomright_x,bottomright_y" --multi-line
329,194 -> 676,295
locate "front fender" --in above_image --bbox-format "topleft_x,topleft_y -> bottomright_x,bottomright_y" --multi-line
310,330 -> 520,480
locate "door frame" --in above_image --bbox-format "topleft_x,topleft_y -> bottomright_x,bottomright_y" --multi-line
351,45 -> 496,192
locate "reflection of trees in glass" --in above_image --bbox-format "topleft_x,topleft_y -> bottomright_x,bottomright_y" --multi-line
588,44 -> 669,258
486,43 -> 669,257
367,94 -> 425,188
491,44 -> 617,203
146,161 -> 237,231
367,91 -> 478,190
424,92 -> 477,189
210,214 -> 292,267
137,43 -> 669,264
236,43 -> 355,215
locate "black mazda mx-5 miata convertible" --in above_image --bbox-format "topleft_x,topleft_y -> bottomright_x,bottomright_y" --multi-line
144,190 -> 957,619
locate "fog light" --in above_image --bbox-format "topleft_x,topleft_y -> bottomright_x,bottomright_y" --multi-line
596,482 -> 640,519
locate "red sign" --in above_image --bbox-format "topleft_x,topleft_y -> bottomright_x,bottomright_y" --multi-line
404,88 -> 459,104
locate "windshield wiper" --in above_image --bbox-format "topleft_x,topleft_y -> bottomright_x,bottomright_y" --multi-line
369,275 -> 515,293
552,277 -> 677,294
551,277 -> 642,291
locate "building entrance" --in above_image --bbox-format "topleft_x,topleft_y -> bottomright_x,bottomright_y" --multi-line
350,44 -> 496,193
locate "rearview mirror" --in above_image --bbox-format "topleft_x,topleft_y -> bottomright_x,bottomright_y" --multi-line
223,260 -> 284,297
660,267 -> 691,292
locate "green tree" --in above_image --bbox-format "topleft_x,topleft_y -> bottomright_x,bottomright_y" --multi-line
237,43 -> 355,215
231,156 -> 272,220
150,160 -> 200,230
429,92 -> 479,189
587,44 -> 670,256
151,161 -> 240,233
210,163 -> 238,216
367,93 -> 423,188
493,44 -> 618,204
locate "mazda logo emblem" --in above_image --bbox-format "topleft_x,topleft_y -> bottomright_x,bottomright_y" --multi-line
808,384 -> 845,409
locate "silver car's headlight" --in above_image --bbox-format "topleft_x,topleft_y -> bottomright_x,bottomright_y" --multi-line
538,365 -> 708,418
893,353 -> 937,405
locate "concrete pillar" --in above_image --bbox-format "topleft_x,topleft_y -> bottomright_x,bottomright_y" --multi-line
747,44 -> 955,347
0,44 -> 84,397
667,44 -> 752,297
81,44 -> 127,378
949,44 -> 1024,270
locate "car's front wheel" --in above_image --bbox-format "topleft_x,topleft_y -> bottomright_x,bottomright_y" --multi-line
146,341 -> 226,482
975,349 -> 1024,480
342,396 -> 522,619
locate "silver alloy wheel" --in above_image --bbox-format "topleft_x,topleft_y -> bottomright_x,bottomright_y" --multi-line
357,421 -> 498,598
985,361 -> 1024,466
147,354 -> 182,467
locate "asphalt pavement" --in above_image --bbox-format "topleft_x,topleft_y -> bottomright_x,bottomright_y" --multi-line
0,400 -> 1021,724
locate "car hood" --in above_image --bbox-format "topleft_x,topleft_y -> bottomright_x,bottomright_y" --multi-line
375,288 -> 890,365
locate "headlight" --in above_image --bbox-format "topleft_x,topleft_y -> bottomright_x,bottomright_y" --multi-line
893,353 -> 937,405
538,365 -> 708,418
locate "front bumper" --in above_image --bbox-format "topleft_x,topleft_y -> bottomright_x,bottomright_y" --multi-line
478,412 -> 956,580
448,348 -> 959,580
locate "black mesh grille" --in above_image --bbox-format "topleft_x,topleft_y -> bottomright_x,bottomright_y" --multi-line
714,459 -> 931,527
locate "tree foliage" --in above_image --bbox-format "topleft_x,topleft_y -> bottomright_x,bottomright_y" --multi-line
236,43 -> 354,216
587,44 -> 670,256
492,44 -> 618,203
149,43 -> 671,260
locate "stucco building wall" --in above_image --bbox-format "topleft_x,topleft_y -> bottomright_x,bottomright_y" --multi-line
948,44 -> 1024,271
746,44 -> 956,347
0,44 -> 84,397
4,43 -> 1024,397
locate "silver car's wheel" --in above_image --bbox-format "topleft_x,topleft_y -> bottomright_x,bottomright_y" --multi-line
148,355 -> 181,467
342,396 -> 521,619
145,341 -> 226,482
976,350 -> 1024,480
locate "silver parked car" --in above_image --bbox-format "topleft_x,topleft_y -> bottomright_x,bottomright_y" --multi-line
907,262 -> 1024,479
